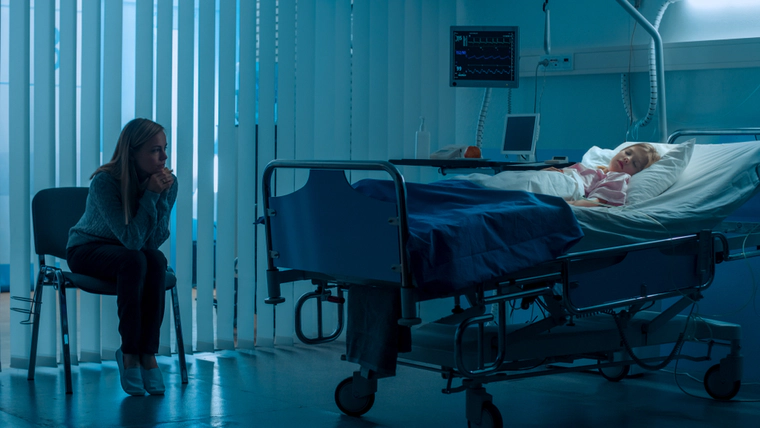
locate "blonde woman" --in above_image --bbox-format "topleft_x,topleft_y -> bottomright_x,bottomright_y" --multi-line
66,118 -> 177,396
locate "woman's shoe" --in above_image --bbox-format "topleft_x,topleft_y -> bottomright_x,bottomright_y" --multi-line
115,347 -> 146,396
141,366 -> 166,395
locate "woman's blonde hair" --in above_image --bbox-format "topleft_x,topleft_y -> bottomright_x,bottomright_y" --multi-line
92,118 -> 166,224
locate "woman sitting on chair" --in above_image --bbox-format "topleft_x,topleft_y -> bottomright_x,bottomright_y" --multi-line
66,118 -> 177,396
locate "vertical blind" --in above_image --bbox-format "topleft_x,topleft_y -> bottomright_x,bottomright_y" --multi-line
2,0 -> 455,367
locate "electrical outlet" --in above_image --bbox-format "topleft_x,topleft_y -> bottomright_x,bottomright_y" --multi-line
539,54 -> 573,71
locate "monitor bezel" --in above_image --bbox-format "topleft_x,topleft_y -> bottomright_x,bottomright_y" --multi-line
450,25 -> 520,88
501,113 -> 540,160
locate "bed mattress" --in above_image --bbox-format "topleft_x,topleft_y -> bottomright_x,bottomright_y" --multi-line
571,141 -> 760,252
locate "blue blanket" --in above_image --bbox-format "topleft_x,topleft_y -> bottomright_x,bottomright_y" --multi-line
353,179 -> 583,297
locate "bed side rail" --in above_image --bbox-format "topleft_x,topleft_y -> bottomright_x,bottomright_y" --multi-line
667,128 -> 760,145
561,231 -> 715,315
714,230 -> 760,262
261,160 -> 422,326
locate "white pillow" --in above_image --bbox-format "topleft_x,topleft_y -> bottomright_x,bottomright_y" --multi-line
580,146 -> 615,169
579,139 -> 695,205
622,140 -> 695,205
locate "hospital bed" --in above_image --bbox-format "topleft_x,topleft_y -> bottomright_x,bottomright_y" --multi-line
261,128 -> 760,427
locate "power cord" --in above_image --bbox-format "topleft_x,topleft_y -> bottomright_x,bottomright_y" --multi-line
670,347 -> 760,402
611,303 -> 693,371
696,224 -> 760,319
534,60 -> 549,114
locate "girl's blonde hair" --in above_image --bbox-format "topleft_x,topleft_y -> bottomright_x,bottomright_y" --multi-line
92,118 -> 166,224
627,142 -> 661,170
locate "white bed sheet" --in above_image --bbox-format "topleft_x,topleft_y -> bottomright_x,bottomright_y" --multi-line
571,140 -> 760,251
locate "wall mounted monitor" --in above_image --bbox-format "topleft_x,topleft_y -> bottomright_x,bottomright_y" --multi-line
450,26 -> 520,88
501,113 -> 539,162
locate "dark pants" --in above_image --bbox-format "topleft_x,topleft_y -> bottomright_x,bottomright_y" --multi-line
67,243 -> 167,355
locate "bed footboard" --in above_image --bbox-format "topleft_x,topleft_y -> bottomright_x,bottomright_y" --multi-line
261,160 -> 421,325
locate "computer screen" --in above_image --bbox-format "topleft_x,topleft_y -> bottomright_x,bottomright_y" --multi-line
450,26 -> 520,88
501,114 -> 539,162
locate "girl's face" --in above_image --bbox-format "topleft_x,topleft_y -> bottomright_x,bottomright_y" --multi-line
133,132 -> 168,178
609,145 -> 648,175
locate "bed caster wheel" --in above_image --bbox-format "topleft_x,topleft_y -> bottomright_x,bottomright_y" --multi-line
467,402 -> 503,428
704,364 -> 741,401
599,364 -> 630,382
334,376 -> 375,417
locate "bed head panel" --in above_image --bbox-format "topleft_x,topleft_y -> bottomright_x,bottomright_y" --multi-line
268,169 -> 402,283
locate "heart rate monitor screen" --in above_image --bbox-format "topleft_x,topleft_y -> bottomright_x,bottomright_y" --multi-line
451,26 -> 519,88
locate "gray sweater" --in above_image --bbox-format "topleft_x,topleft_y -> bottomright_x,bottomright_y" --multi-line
67,171 -> 178,251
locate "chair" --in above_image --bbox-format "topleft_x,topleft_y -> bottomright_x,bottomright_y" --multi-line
18,187 -> 188,394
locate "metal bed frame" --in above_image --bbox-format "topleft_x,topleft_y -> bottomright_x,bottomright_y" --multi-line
261,128 -> 760,427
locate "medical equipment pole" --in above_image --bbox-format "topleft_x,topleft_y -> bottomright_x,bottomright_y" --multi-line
616,0 -> 669,143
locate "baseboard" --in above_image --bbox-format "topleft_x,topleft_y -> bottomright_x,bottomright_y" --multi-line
216,339 -> 235,350
35,355 -> 57,368
275,336 -> 294,346
238,338 -> 257,349
79,351 -> 102,363
11,356 -> 29,369
196,340 -> 215,353
158,344 -> 172,356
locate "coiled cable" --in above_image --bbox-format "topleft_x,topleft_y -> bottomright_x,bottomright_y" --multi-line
475,88 -> 492,149
621,0 -> 681,139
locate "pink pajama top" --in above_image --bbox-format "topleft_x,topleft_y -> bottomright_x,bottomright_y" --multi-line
565,163 -> 630,206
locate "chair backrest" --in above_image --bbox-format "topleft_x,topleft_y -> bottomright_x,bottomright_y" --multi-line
32,187 -> 89,260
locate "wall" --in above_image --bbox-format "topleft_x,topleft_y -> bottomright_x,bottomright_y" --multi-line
456,0 -> 760,383
454,0 -> 760,156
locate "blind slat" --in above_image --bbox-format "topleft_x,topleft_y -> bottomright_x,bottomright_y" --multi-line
135,0 -> 153,118
255,0 -> 277,348
33,0 -> 58,367
402,0 -> 423,184
215,0 -> 237,350
291,0 -> 318,338
59,0 -> 79,365
273,0 -> 296,345
350,1 -> 369,182
175,0 -> 194,355
156,0 -> 174,356
196,0 -> 216,353
236,0 -> 257,350
100,0 -> 124,361
8,0 -> 32,368
78,0 -> 103,363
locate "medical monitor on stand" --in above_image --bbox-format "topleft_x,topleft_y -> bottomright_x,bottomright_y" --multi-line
450,26 -> 520,88
501,113 -> 539,162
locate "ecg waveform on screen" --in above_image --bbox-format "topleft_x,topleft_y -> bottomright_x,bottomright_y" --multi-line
463,68 -> 513,75
453,32 -> 516,82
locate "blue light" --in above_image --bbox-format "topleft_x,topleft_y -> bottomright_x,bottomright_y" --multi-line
689,0 -> 760,8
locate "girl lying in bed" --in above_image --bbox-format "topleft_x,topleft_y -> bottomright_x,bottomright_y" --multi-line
548,142 -> 660,207
453,143 -> 661,207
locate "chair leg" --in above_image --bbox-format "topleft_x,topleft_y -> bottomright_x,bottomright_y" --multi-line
27,275 -> 45,381
171,287 -> 188,384
57,280 -> 73,394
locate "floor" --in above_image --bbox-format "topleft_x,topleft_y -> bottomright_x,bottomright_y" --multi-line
2,292 -> 760,427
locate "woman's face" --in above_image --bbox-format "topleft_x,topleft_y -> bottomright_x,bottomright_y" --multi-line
133,132 -> 168,178
609,145 -> 647,175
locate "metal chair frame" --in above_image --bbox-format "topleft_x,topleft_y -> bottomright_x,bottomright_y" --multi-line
16,187 -> 188,394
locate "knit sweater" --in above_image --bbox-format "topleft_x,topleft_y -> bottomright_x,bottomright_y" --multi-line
67,171 -> 178,251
